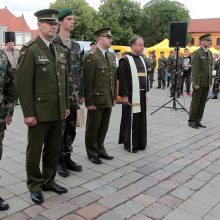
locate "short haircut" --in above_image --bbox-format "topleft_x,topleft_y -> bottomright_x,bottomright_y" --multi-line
129,35 -> 143,46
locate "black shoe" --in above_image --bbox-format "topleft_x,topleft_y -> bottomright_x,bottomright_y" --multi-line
42,184 -> 68,194
188,122 -> 199,129
57,162 -> 70,177
196,122 -> 206,128
156,86 -> 161,89
211,96 -> 217,99
98,153 -> 114,160
88,156 -> 102,164
124,147 -> 138,153
65,158 -> 82,172
31,191 -> 44,205
0,197 -> 9,211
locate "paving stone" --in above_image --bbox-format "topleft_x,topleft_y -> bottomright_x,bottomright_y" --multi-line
96,211 -> 125,220
178,199 -> 212,217
60,214 -> 85,220
1,212 -> 30,220
76,203 -> 108,220
42,194 -> 69,209
207,203 -> 220,218
195,171 -> 215,181
184,178 -> 207,190
204,150 -> 220,162
82,179 -> 107,191
112,203 -> 138,219
170,186 -> 194,200
150,168 -> 173,180
157,180 -> 179,191
0,188 -> 15,200
173,158 -> 193,166
130,213 -> 153,220
120,182 -> 148,198
94,185 -> 117,196
170,172 -> 192,184
203,214 -> 220,220
117,165 -> 137,174
125,200 -> 145,214
24,205 -> 45,218
41,202 -> 77,220
193,159 -> 212,169
133,194 -> 157,207
205,164 -> 220,174
108,177 -> 132,189
163,208 -> 201,220
158,195 -> 183,209
137,165 -> 158,175
163,163 -> 183,173
145,186 -> 169,199
123,171 -> 144,182
98,192 -> 128,209
62,187 -> 88,200
69,192 -> 101,208
100,171 -> 124,183
0,174 -> 22,187
182,165 -> 201,175
142,202 -> 172,219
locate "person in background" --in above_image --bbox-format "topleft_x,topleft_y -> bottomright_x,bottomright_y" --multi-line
0,49 -> 15,211
212,53 -> 220,99
157,51 -> 167,89
54,8 -> 83,177
188,34 -> 213,129
90,41 -> 97,53
148,51 -> 156,89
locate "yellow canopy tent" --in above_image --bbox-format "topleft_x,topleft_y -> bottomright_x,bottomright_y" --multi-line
145,39 -> 173,59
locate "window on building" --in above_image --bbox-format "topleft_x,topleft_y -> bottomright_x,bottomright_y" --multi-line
217,38 -> 220,45
191,38 -> 194,46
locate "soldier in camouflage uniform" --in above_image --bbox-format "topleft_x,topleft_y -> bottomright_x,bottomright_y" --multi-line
147,51 -> 156,88
0,49 -> 15,210
167,48 -> 183,98
212,55 -> 220,99
54,8 -> 83,177
157,51 -> 168,89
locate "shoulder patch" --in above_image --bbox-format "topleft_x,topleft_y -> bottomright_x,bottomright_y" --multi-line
24,40 -> 35,47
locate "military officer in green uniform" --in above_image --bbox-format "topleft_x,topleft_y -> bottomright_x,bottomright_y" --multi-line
158,51 -> 168,89
0,49 -> 15,211
188,34 -> 213,129
83,27 -> 117,164
17,9 -> 70,204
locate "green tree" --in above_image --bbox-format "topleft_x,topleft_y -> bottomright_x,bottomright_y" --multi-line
98,0 -> 142,45
50,0 -> 99,40
140,0 -> 190,47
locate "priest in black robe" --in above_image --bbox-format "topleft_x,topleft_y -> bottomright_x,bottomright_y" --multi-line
118,35 -> 149,153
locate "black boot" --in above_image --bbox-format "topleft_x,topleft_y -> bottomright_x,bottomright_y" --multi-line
65,155 -> 82,172
57,158 -> 70,177
0,197 -> 9,211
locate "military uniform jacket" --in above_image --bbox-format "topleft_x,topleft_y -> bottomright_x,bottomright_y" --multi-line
0,49 -> 14,120
17,36 -> 69,121
158,57 -> 168,71
83,47 -> 117,108
192,47 -> 213,87
53,35 -> 83,109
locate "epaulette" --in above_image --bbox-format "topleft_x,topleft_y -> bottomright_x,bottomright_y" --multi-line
53,40 -> 64,47
23,40 -> 35,47
89,50 -> 96,55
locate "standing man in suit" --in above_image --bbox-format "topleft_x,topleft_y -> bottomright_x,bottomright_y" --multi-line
17,9 -> 70,205
83,27 -> 117,164
188,34 -> 213,129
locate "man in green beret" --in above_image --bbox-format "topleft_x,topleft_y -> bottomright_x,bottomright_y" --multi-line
188,34 -> 213,129
17,8 -> 69,204
54,8 -> 83,177
83,27 -> 117,164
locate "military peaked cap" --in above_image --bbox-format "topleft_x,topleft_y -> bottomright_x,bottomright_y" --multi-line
58,8 -> 73,21
5,31 -> 15,44
199,34 -> 212,41
94,27 -> 112,37
34,9 -> 59,21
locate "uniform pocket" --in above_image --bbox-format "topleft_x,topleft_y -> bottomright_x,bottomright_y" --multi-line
93,90 -> 106,105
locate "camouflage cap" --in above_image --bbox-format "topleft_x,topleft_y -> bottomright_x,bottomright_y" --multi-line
58,8 -> 73,21
34,9 -> 59,22
94,27 -> 112,37
199,34 -> 212,41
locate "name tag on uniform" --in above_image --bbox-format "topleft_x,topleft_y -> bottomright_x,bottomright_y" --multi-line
37,56 -> 49,63
200,56 -> 206,59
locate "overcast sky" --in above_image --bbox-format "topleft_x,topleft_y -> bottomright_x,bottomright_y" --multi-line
0,0 -> 219,29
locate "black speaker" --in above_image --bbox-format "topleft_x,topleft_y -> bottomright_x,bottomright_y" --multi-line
169,22 -> 187,47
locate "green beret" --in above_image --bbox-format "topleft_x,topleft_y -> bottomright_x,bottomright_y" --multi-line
34,9 -> 59,21
199,33 -> 212,41
58,8 -> 73,21
94,27 -> 112,37
90,41 -> 96,46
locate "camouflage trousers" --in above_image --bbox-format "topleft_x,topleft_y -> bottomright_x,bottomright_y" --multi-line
170,73 -> 181,96
212,77 -> 220,97
60,105 -> 77,157
158,69 -> 166,88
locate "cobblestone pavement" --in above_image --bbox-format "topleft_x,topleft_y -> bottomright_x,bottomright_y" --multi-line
1,86 -> 220,220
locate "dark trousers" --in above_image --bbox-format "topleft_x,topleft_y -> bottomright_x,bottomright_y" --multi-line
26,120 -> 62,192
181,72 -> 191,94
85,108 -> 112,157
148,71 -> 154,88
188,87 -> 209,123
212,77 -> 220,97
158,69 -> 166,88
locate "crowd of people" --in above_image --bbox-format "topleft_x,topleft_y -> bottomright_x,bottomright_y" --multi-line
0,6 -> 219,210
